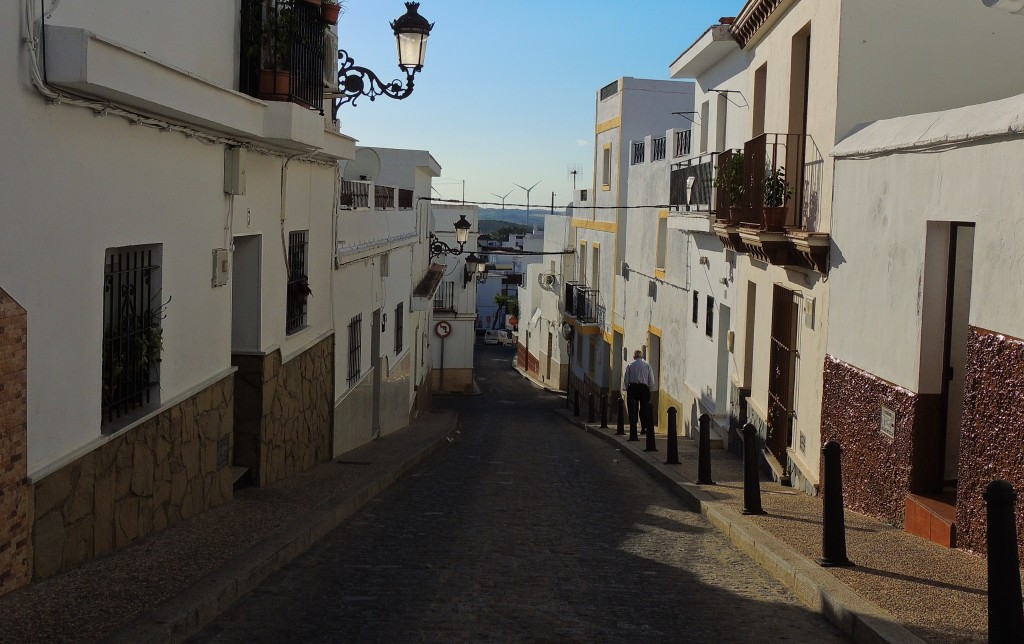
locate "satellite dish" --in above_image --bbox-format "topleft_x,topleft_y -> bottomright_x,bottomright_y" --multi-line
342,148 -> 382,181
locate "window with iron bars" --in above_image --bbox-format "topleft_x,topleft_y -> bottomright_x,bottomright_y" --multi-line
286,230 -> 309,334
102,245 -> 163,427
631,141 -> 645,165
706,295 -> 715,338
395,302 -> 404,354
347,313 -> 362,385
652,136 -> 667,162
398,188 -> 414,209
692,291 -> 700,325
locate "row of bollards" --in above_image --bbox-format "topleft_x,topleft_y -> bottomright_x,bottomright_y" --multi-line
576,393 -> 1024,640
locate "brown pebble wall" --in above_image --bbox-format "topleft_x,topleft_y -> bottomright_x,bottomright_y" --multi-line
821,356 -> 926,526
956,327 -> 1024,558
0,289 -> 30,595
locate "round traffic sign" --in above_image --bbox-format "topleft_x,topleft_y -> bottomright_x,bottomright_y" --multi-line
434,320 -> 452,338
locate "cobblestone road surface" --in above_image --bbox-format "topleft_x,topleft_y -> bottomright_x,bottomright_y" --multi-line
192,345 -> 847,643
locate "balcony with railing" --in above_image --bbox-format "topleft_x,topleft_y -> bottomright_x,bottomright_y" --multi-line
652,136 -> 667,162
711,133 -> 829,274
674,130 -> 692,158
631,141 -> 645,165
340,181 -> 417,211
239,0 -> 325,112
564,282 -> 602,325
433,281 -> 457,313
374,185 -> 395,210
340,180 -> 371,210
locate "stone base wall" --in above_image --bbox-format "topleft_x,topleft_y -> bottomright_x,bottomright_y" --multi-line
957,327 -> 1024,559
233,336 -> 333,487
432,368 -> 474,394
0,289 -> 30,595
32,374 -> 233,580
820,355 -> 938,526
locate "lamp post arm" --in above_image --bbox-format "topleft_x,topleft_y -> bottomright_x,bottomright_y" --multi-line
331,50 -> 417,117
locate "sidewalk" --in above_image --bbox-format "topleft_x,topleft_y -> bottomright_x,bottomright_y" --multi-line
0,410 -> 459,644
558,407 -> 990,644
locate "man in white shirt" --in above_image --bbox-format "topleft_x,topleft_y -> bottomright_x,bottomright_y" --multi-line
622,349 -> 655,435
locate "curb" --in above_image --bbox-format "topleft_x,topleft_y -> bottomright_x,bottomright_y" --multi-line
563,412 -> 925,644
104,411 -> 460,644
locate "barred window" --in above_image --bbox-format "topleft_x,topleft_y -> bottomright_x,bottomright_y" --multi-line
286,230 -> 309,334
395,302 -> 404,354
347,314 -> 362,385
103,245 -> 163,427
706,295 -> 715,338
692,291 -> 700,325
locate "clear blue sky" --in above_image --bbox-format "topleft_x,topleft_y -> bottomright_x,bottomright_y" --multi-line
335,1 -> 746,209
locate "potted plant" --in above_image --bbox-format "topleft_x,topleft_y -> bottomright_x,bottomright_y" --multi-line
762,166 -> 793,229
713,151 -> 746,221
321,0 -> 344,25
252,0 -> 300,100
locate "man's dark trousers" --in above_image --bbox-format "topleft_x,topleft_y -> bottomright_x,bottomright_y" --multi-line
627,383 -> 651,435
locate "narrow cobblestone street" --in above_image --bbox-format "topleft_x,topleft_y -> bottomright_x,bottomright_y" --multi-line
191,344 -> 847,643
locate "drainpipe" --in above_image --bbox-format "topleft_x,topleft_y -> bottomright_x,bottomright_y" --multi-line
981,0 -> 1024,14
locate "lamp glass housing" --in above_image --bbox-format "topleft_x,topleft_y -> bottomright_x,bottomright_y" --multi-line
464,253 -> 481,273
396,32 -> 429,71
453,214 -> 472,244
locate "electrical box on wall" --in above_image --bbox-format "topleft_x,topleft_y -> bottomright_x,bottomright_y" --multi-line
211,248 -> 230,287
224,147 -> 246,195
804,296 -> 815,328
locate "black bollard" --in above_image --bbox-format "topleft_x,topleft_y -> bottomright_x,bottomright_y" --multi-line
573,390 -> 580,417
587,393 -> 595,423
616,397 -> 626,436
665,407 -> 680,465
644,404 -> 657,452
985,480 -> 1024,642
697,413 -> 715,485
627,396 -> 639,442
819,441 -> 853,566
600,394 -> 609,428
741,423 -> 766,515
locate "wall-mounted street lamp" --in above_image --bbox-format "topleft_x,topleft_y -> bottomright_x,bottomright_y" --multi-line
429,214 -> 472,259
331,2 -> 434,117
463,253 -> 488,286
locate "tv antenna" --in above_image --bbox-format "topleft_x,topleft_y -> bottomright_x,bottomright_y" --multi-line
567,163 -> 582,192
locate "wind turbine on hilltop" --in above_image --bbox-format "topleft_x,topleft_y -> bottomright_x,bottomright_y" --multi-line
491,190 -> 513,214
514,180 -> 541,231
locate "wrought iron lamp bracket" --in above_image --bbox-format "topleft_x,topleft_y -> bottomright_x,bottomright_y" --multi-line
428,233 -> 465,259
332,50 -> 416,117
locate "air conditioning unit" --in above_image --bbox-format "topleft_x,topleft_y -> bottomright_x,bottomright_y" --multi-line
323,30 -> 339,91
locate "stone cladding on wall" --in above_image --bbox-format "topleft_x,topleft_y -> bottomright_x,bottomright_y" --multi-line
232,335 -> 333,487
956,327 -> 1024,559
32,374 -> 234,580
820,356 -> 923,526
0,289 -> 30,595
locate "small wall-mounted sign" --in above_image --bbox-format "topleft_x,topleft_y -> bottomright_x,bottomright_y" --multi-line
880,405 -> 896,439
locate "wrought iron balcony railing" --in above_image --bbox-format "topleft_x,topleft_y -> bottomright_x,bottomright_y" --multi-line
375,185 -> 395,210
564,282 -> 600,325
340,179 -> 371,210
714,134 -> 824,231
674,130 -> 692,158
631,141 -> 645,165
239,0 -> 325,112
670,151 -> 720,213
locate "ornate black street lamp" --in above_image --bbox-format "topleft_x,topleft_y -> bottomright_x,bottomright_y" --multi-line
331,2 -> 434,116
463,253 -> 488,286
429,214 -> 472,259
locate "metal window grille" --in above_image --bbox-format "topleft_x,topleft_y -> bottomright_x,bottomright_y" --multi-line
103,246 -> 161,425
395,303 -> 404,353
286,230 -> 309,334
692,291 -> 700,324
674,130 -> 692,158
631,141 -> 645,165
600,80 -> 619,100
433,281 -> 456,312
340,180 -> 370,209
347,313 -> 362,385
580,189 -> 588,202
398,188 -> 414,209
706,295 -> 715,338
375,185 -> 395,209
652,136 -> 667,162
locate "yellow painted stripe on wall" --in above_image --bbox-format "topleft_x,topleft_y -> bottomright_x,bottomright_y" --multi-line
649,325 -> 663,337
613,324 -> 625,335
659,209 -> 669,219
572,219 -> 617,233
596,116 -> 621,134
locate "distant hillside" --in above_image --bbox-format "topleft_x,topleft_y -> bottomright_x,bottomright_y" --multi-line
479,220 -> 531,238
478,207 -> 566,229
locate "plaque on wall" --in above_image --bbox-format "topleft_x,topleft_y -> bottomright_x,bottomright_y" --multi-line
880,405 -> 896,439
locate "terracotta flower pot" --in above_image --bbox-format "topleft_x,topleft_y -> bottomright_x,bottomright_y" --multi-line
763,206 -> 788,230
321,3 -> 341,24
259,69 -> 292,101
